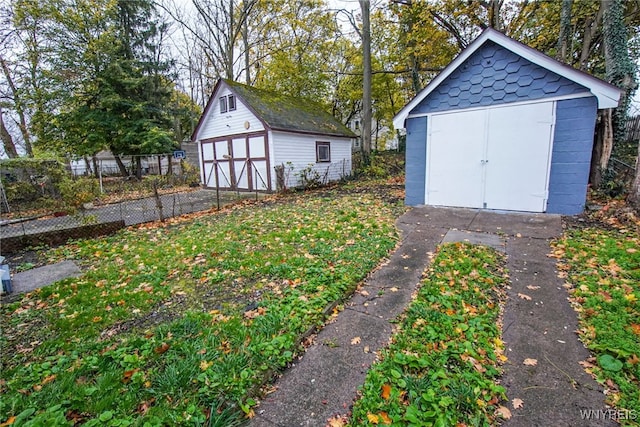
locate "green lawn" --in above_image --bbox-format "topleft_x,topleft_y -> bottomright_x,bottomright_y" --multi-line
349,243 -> 509,426
0,182 -> 404,426
556,227 -> 640,425
3,177 -> 637,427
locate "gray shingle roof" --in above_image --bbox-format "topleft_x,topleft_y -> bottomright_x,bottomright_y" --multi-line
223,79 -> 355,138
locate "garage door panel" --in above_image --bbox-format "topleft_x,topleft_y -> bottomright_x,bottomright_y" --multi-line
427,110 -> 485,208
484,102 -> 553,212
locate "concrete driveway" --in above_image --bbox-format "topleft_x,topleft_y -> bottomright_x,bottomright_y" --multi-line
249,206 -> 611,427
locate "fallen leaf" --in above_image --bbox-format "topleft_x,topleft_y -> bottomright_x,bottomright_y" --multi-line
599,291 -> 613,302
137,398 -> 155,415
41,374 -> 56,385
327,415 -> 346,427
122,369 -> 139,383
523,358 -> 538,366
381,384 -> 391,400
379,412 -> 392,425
526,285 -> 540,290
512,398 -> 524,409
579,360 -> 596,369
631,324 -> 640,336
495,406 -> 512,419
360,290 -> 369,296
200,360 -> 213,371
470,357 -> 486,373
351,336 -> 361,345
0,416 -> 16,426
367,413 -> 380,424
389,287 -> 398,292
154,342 -> 170,354
518,293 -> 532,300
363,346 -> 370,353
628,354 -> 639,365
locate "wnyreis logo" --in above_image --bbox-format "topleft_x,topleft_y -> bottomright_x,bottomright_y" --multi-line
579,409 -> 637,421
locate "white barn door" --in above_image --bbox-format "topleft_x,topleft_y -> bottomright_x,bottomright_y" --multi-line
427,109 -> 485,208
426,101 -> 554,212
484,102 -> 554,212
200,133 -> 270,191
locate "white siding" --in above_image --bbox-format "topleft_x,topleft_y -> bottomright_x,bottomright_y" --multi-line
195,87 -> 264,141
270,131 -> 352,189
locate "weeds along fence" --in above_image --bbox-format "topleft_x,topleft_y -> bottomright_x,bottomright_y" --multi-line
275,159 -> 353,191
0,156 -> 258,254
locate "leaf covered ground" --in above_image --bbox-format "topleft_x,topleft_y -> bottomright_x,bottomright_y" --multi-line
0,180 -> 405,426
349,243 -> 509,426
555,223 -> 640,425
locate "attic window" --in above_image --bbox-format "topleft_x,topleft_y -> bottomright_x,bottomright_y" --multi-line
219,95 -> 236,114
316,141 -> 331,163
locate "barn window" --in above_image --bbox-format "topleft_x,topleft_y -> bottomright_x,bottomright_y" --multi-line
219,96 -> 228,113
316,141 -> 331,162
228,95 -> 236,111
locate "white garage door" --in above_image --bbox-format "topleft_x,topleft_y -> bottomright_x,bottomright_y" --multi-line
426,102 -> 555,212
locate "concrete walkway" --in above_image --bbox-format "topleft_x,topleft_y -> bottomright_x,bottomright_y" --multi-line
249,206 -> 610,426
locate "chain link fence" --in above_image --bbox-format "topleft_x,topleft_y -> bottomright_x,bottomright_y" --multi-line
0,155 -> 261,254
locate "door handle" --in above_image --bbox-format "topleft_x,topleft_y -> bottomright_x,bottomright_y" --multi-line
480,159 -> 489,164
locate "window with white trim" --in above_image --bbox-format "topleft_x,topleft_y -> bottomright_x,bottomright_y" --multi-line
219,95 -> 236,114
316,141 -> 331,163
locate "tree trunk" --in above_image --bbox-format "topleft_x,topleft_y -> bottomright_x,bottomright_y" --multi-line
628,143 -> 640,208
135,156 -> 143,180
590,109 -> 614,187
0,109 -> 19,158
556,0 -> 573,62
114,154 -> 129,177
226,0 -> 235,80
92,156 -> 100,179
600,0 -> 638,191
488,0 -> 502,31
243,17 -> 250,84
83,156 -> 91,176
1,56 -> 33,156
360,0 -> 372,166
579,5 -> 603,71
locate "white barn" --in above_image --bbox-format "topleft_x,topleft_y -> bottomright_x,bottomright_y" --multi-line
192,79 -> 355,192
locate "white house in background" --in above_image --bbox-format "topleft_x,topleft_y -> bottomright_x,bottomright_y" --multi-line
69,151 -> 174,176
191,79 -> 356,192
347,116 -> 398,151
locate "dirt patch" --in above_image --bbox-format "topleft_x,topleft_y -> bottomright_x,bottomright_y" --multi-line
2,250 -> 48,275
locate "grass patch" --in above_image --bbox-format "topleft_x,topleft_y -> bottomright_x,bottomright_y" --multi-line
349,243 -> 509,426
0,181 -> 405,425
556,227 -> 640,424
